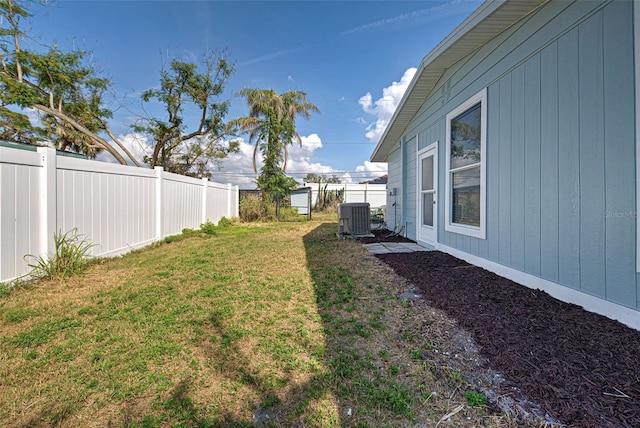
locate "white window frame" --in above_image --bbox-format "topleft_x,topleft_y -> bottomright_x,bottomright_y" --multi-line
417,140 -> 438,244
444,88 -> 487,239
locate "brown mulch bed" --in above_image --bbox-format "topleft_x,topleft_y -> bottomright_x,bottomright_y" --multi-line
372,239 -> 640,427
360,227 -> 415,244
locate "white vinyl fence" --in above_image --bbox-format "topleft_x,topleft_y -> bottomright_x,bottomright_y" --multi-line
304,182 -> 387,209
0,145 -> 239,283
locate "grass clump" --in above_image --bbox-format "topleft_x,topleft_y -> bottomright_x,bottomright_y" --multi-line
25,228 -> 95,280
164,218 -> 235,243
465,389 -> 487,407
200,221 -> 217,235
216,216 -> 233,228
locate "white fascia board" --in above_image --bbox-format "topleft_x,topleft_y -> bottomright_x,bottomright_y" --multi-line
371,1 -> 507,163
371,0 -> 548,163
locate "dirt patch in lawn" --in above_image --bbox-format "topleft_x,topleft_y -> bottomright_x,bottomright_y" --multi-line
374,245 -> 640,428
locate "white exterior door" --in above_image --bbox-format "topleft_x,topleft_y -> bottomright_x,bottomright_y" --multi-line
418,145 -> 437,244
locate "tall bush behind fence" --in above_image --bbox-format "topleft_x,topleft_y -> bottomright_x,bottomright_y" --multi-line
0,146 -> 239,283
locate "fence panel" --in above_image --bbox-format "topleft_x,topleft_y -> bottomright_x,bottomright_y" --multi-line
206,181 -> 236,224
56,156 -> 158,257
0,147 -> 42,281
344,184 -> 387,208
162,172 -> 205,236
0,145 -> 239,283
228,185 -> 239,218
306,183 -> 387,210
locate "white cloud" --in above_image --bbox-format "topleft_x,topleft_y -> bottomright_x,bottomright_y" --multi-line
239,46 -> 304,67
118,133 -> 151,163
353,161 -> 388,183
96,132 -> 150,165
341,0 -> 481,36
359,67 -> 417,143
356,161 -> 387,174
213,137 -> 258,188
95,131 -> 383,189
214,133 -> 343,189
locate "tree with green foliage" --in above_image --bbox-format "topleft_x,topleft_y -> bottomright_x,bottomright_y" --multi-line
132,54 -> 239,176
304,173 -> 341,184
0,0 -> 238,175
231,88 -> 319,197
0,0 -> 140,165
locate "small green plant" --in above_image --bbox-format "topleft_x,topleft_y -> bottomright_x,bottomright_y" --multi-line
163,234 -> 181,244
25,228 -> 95,279
181,228 -> 198,237
447,369 -> 465,385
410,348 -> 422,360
465,389 -> 486,407
200,221 -> 217,235
0,281 -> 14,297
200,218 -> 232,235
401,331 -> 414,341
217,217 -> 232,228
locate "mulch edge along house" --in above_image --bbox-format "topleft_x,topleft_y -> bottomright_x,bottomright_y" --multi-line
371,0 -> 640,330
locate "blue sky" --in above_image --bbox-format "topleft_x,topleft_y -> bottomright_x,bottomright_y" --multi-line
27,0 -> 482,188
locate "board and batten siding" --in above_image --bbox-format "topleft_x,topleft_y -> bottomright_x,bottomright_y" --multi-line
386,145 -> 403,232
395,0 -> 638,312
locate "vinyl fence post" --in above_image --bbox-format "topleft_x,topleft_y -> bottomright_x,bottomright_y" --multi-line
227,183 -> 232,218
155,166 -> 163,240
202,177 -> 208,225
37,147 -> 56,258
234,185 -> 239,218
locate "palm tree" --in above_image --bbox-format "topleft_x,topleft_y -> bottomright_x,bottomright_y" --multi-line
232,88 -> 319,194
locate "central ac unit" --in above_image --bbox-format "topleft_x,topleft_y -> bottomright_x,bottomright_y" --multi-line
338,202 -> 371,236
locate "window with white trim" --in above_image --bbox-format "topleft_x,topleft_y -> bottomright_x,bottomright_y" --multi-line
445,89 -> 486,239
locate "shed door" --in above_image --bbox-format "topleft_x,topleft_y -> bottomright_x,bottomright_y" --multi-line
418,145 -> 437,244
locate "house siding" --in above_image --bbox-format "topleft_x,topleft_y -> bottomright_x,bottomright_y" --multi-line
405,136 -> 417,241
394,0 -> 638,311
386,145 -> 402,232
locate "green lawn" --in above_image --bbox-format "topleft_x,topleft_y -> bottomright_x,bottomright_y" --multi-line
0,219 -> 507,427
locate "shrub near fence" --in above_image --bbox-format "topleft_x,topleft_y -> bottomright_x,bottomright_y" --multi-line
0,145 -> 238,283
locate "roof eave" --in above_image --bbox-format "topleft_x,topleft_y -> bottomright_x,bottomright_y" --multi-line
370,0 -> 547,163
